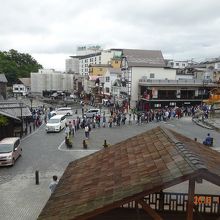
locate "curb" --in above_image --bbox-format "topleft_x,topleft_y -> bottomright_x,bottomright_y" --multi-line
192,118 -> 213,130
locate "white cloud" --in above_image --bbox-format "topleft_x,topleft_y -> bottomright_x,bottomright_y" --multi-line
0,0 -> 220,71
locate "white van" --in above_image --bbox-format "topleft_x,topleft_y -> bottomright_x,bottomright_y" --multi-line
46,115 -> 67,133
0,137 -> 22,166
55,107 -> 73,116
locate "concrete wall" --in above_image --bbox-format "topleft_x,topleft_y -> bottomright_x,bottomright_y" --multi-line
31,70 -> 74,93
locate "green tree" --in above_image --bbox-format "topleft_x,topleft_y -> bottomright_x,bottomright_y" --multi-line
0,49 -> 43,85
0,115 -> 8,126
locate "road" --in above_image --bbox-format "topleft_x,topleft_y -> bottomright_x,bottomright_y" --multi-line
0,114 -> 219,219
1,115 -> 219,183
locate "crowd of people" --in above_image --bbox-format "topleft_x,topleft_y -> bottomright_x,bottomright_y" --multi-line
61,104 -> 211,143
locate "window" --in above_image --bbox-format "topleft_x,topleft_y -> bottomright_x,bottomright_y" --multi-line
182,63 -> 185,67
99,68 -> 103,71
115,61 -> 118,64
150,73 -> 155,78
14,88 -> 19,90
176,63 -> 179,66
99,56 -> 101,60
106,87 -> 110,93
106,76 -> 110,82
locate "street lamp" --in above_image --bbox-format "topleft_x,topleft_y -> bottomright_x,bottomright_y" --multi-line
30,97 -> 33,112
19,102 -> 23,137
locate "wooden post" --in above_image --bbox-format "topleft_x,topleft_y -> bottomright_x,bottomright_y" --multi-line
187,178 -> 195,220
138,199 -> 163,220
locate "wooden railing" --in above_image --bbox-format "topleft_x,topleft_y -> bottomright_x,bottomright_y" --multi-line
121,192 -> 220,215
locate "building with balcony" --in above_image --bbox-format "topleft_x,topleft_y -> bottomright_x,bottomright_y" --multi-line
138,78 -> 216,110
120,49 -> 176,109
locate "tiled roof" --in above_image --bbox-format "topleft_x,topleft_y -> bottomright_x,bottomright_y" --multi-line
122,49 -> 166,67
18,78 -> 31,87
0,74 -> 8,83
38,127 -> 220,220
0,101 -> 32,117
0,110 -> 21,121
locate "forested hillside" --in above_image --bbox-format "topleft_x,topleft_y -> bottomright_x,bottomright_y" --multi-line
0,49 -> 43,85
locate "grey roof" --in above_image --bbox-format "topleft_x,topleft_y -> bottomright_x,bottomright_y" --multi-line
0,110 -> 21,121
0,101 -> 32,117
122,49 -> 166,67
0,74 -> 8,83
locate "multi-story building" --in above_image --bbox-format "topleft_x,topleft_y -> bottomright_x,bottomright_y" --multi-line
66,45 -> 103,74
65,58 -> 79,74
31,69 -> 74,94
120,49 -> 176,108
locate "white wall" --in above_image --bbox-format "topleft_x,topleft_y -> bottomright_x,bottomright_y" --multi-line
104,70 -> 118,95
13,84 -> 28,95
176,74 -> 194,80
130,67 -> 176,107
31,69 -> 74,93
65,58 -> 79,73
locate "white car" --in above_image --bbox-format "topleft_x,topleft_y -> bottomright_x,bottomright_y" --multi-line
52,107 -> 73,116
45,115 -> 67,133
85,109 -> 100,118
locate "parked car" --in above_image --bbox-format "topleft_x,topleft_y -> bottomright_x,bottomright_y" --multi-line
52,107 -> 73,116
0,137 -> 22,166
85,109 -> 100,118
45,115 -> 67,133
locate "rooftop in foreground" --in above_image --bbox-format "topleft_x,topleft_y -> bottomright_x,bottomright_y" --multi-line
38,126 -> 220,220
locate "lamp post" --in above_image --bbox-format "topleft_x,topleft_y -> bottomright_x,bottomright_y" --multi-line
30,97 -> 33,112
19,102 -> 23,137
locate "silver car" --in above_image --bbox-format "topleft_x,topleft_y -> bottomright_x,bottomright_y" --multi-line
0,137 -> 22,166
85,109 -> 100,118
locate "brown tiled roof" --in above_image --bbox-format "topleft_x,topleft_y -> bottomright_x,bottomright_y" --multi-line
122,49 -> 166,67
18,78 -> 31,87
38,127 -> 220,220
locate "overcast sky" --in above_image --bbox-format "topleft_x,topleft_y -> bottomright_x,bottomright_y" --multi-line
1,0 -> 220,71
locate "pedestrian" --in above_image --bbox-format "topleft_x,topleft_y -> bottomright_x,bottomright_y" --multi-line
128,113 -> 132,124
68,121 -> 73,135
102,115 -> 106,127
49,175 -> 58,193
85,125 -> 90,139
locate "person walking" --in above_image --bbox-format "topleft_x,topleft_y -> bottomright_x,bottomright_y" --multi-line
85,124 -> 90,139
49,175 -> 58,193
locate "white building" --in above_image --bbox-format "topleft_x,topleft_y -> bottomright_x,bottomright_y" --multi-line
121,49 -> 176,108
13,84 -> 28,96
65,45 -> 103,74
31,69 -> 74,94
69,49 -> 122,76
65,58 -> 79,73
167,60 -> 190,69
103,68 -> 122,96
13,78 -> 31,96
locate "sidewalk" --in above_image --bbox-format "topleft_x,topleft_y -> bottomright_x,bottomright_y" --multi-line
192,116 -> 220,131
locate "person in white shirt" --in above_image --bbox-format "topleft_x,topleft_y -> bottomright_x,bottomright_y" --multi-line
85,125 -> 89,139
49,175 -> 58,193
